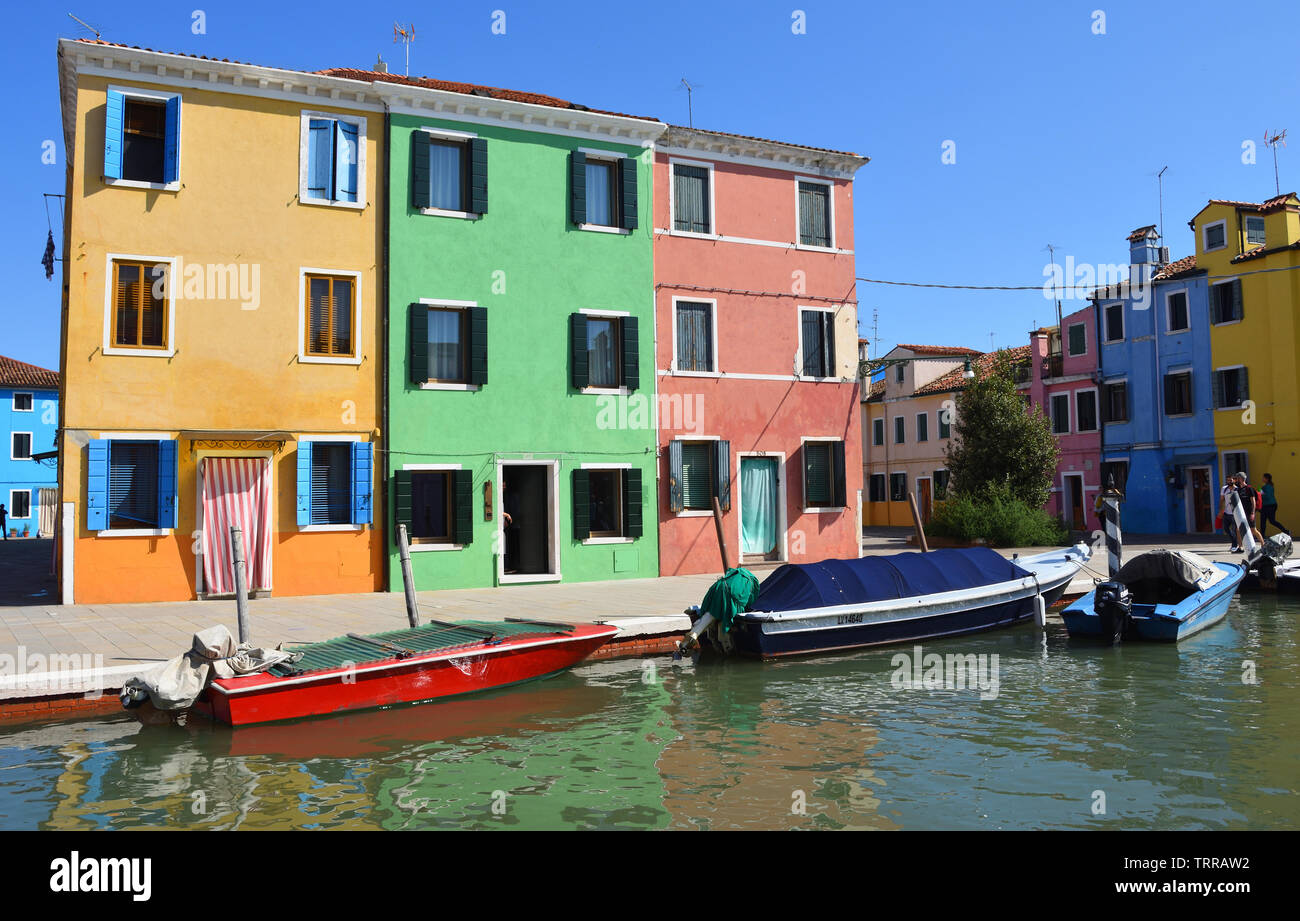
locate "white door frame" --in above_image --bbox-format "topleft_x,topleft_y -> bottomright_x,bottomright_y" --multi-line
496,458 -> 561,584
736,451 -> 787,561
1184,464 -> 1212,533
195,450 -> 275,595
1061,472 -> 1085,529
915,475 -> 933,523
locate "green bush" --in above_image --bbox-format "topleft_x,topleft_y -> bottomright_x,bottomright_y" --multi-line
925,484 -> 1067,547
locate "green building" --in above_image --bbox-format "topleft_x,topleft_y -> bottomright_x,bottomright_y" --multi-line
370,73 -> 666,589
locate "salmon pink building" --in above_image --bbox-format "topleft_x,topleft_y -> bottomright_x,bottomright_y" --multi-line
653,125 -> 868,574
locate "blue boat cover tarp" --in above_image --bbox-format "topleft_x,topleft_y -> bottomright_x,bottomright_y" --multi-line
752,547 -> 1032,613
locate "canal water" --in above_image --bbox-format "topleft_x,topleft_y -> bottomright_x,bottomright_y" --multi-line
1,594 -> 1296,830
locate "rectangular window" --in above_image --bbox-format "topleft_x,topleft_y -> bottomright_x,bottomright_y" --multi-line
1067,323 -> 1087,356
894,416 -> 905,444
1051,393 -> 1071,434
309,443 -> 353,525
586,315 -> 622,389
1213,367 -> 1249,409
889,472 -> 907,502
305,274 -> 355,358
1076,390 -> 1098,432
427,307 -> 468,383
680,442 -> 714,511
410,471 -> 452,543
1204,221 -> 1226,251
1104,303 -> 1124,342
9,490 -> 30,520
13,393 -> 33,412
109,440 -> 160,529
673,163 -> 711,234
868,473 -> 886,502
872,418 -> 885,446
1245,216 -> 1266,246
801,310 -> 836,378
1101,461 -> 1129,496
675,301 -> 714,372
895,363 -> 905,383
585,159 -> 617,226
1103,381 -> 1128,423
112,260 -> 168,349
803,440 -> 846,508
123,98 -> 165,183
934,469 -> 950,499
938,412 -> 951,440
587,469 -> 624,538
1164,371 -> 1193,416
1211,280 -> 1243,324
916,413 -> 929,442
1167,291 -> 1189,332
1224,452 -> 1249,482
105,90 -> 179,186
304,116 -> 361,205
11,433 -> 31,460
797,180 -> 831,247
428,139 -> 467,211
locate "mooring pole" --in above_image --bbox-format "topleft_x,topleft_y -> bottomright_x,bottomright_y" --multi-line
1102,476 -> 1123,577
711,496 -> 732,574
396,523 -> 420,628
230,526 -> 250,644
908,491 -> 929,553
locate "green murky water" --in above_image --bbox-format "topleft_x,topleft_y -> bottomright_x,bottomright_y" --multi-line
1,594 -> 1296,830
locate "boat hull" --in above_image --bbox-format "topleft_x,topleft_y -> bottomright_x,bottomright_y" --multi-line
198,624 -> 617,726
1061,563 -> 1245,642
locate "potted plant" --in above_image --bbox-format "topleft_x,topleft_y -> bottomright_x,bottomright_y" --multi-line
22,526 -> 30,538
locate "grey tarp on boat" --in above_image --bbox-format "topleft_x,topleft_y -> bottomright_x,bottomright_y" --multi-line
1116,549 -> 1227,593
122,625 -> 298,711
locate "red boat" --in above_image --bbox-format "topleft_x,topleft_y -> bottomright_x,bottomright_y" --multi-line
187,619 -> 617,727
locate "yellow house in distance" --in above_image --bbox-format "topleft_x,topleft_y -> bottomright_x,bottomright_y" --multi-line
1188,193 -> 1300,501
56,39 -> 384,603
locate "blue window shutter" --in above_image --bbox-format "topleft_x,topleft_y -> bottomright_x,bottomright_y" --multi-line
104,90 -> 125,180
156,440 -> 178,529
351,441 -> 373,524
335,120 -> 359,203
296,441 -> 313,526
86,439 -> 110,531
307,119 -> 332,200
163,95 -> 180,184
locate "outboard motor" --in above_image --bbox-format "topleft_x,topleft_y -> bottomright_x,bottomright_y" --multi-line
1094,581 -> 1133,645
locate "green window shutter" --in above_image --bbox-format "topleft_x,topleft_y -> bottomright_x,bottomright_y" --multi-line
823,312 -> 837,377
569,151 -> 587,225
624,468 -> 643,538
831,441 -> 847,508
713,439 -> 731,511
393,469 -> 412,533
621,315 -> 639,391
572,469 -> 590,541
469,137 -> 488,214
452,469 -> 474,545
1068,324 -> 1086,355
620,157 -> 638,230
668,440 -> 684,512
411,132 -> 431,210
468,306 -> 489,386
409,303 -> 429,384
1212,371 -> 1225,409
805,443 -> 832,506
1240,367 -> 1249,402
681,442 -> 711,510
1232,279 -> 1243,321
569,313 -> 589,389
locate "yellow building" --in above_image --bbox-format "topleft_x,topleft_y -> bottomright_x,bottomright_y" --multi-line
1188,194 -> 1300,504
56,39 -> 384,603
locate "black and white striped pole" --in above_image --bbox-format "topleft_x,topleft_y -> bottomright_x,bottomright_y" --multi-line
1101,476 -> 1123,578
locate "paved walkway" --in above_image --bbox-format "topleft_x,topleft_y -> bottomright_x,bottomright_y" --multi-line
0,530 -> 1254,700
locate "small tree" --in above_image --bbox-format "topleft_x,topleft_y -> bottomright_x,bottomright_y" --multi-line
945,351 -> 1058,509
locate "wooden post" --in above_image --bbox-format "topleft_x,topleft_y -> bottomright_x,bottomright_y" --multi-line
908,491 -> 929,553
1101,476 -> 1123,577
230,526 -> 250,644
711,496 -> 732,574
396,523 -> 420,628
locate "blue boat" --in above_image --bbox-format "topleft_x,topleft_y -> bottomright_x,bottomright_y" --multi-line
1061,549 -> 1246,643
691,544 -> 1090,659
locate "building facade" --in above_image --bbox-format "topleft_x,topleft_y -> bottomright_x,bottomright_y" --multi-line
653,126 -> 867,574
57,39 -> 384,603
1,357 -> 59,537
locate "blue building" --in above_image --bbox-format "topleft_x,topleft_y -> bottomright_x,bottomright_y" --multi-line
1090,227 -> 1220,535
1,356 -> 59,537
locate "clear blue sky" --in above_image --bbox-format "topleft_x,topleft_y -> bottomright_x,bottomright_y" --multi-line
5,0 -> 1298,370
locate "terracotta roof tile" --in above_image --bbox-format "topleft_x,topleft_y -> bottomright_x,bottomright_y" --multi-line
0,355 -> 59,390
864,379 -> 886,401
912,346 -> 1031,397
896,344 -> 982,357
1206,193 -> 1296,212
1231,239 -> 1300,264
1153,254 -> 1198,279
1127,224 -> 1158,242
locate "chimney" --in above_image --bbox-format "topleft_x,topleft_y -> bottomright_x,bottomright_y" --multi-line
1127,225 -> 1162,272
375,54 -> 388,74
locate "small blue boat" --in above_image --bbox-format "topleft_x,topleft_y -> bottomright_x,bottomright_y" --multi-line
1061,549 -> 1246,643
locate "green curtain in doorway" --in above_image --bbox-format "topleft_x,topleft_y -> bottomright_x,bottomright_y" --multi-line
740,458 -> 777,555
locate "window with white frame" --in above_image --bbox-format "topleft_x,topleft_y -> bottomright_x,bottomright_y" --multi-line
868,473 -> 886,502
12,393 -> 32,412
1067,322 -> 1087,356
872,418 -> 885,447
674,300 -> 715,372
301,112 -> 365,206
916,412 -> 929,442
1166,290 -> 1190,332
1051,393 -> 1070,434
1104,303 -> 1124,342
797,179 -> 832,248
1203,220 -> 1226,252
672,161 -> 712,235
803,440 -> 846,509
103,87 -> 181,189
1212,366 -> 1249,409
1245,215 -> 1266,246
9,490 -> 30,520
10,432 -> 31,460
800,309 -> 836,378
1075,389 -> 1098,433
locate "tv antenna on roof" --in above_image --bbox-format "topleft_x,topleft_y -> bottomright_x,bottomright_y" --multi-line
1157,165 -> 1168,244
394,23 -> 415,76
680,79 -> 695,128
1265,129 -> 1287,196
67,12 -> 101,40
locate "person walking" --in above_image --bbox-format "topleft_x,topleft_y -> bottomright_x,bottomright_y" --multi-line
0,503 -> 6,540
1235,472 -> 1261,552
1221,476 -> 1240,552
1260,473 -> 1292,538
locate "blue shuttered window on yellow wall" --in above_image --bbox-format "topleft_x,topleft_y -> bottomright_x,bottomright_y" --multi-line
297,441 -> 372,526
86,438 -> 177,531
103,90 -> 180,184
306,118 -> 360,204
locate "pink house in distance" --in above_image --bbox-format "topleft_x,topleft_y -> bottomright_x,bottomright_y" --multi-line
1025,304 -> 1103,531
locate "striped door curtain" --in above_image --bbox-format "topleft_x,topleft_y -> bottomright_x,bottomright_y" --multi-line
201,457 -> 273,595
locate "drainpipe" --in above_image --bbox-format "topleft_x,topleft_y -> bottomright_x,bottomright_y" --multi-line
380,102 -> 391,592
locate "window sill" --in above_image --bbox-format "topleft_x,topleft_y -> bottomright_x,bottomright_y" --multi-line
300,196 -> 367,211
803,507 -> 844,515
298,354 -> 362,366
796,375 -> 844,383
418,207 -> 481,220
409,542 -> 465,552
1214,406 -> 1246,412
670,369 -> 721,378
103,178 -> 180,192
97,528 -> 169,538
795,243 -> 838,254
582,536 -> 634,545
582,386 -> 630,396
669,229 -> 719,241
103,345 -> 176,358
577,223 -> 631,235
676,510 -> 716,518
299,524 -> 364,533
1165,328 -> 1190,335
1210,319 -> 1242,327
419,382 -> 481,391
498,573 -> 562,584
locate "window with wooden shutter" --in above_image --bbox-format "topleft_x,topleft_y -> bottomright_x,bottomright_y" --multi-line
11,433 -> 31,460
803,442 -> 833,507
1103,381 -> 1128,423
586,316 -> 621,389
9,490 -> 30,519
1164,371 -> 1192,416
916,413 -> 929,442
869,474 -> 886,502
680,442 -> 713,511
112,260 -> 168,349
587,470 -> 623,538
304,274 -> 355,358
1166,292 -> 1189,332
797,180 -> 831,247
872,418 -> 885,446
801,309 -> 836,378
409,471 -> 453,543
673,164 -> 711,234
1076,390 -> 1098,432
108,440 -> 160,529
1067,323 -> 1087,355
585,159 -> 617,226
309,443 -> 352,525
889,472 -> 907,502
1051,394 -> 1071,434
427,307 -> 469,383
675,301 -> 714,372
